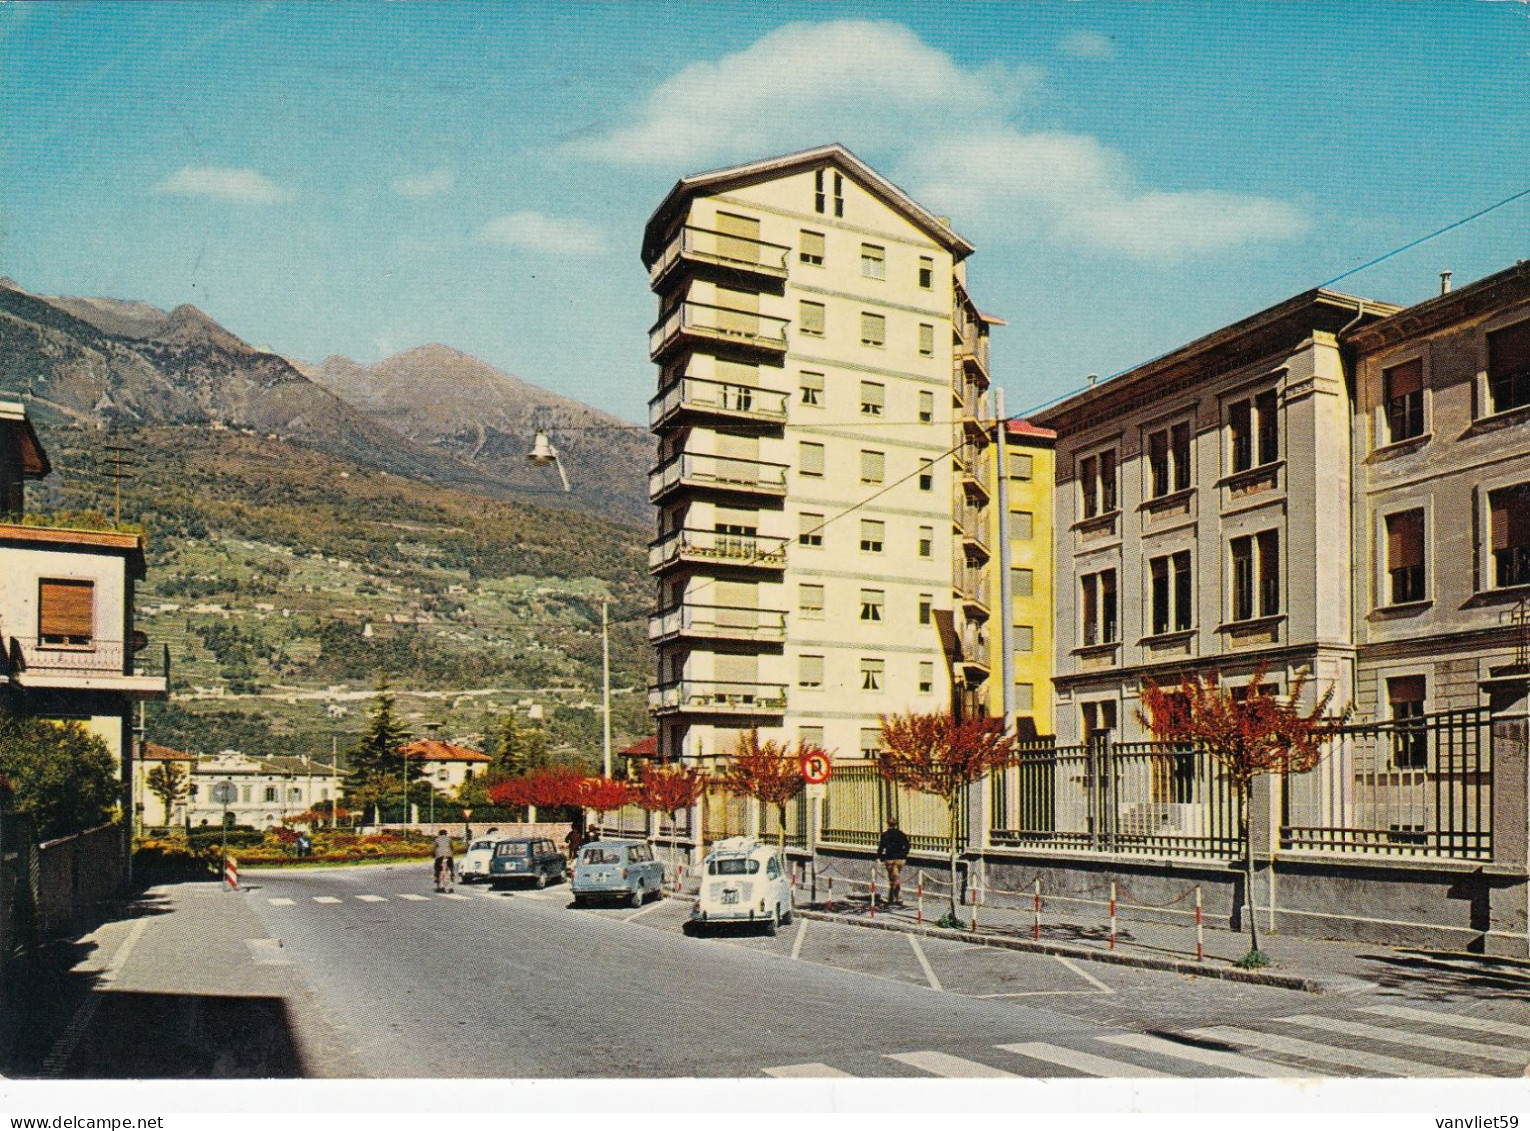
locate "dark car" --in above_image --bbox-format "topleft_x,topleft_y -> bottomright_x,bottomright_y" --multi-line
488,836 -> 567,890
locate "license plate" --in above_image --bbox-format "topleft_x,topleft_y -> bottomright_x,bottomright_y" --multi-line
721,890 -> 739,905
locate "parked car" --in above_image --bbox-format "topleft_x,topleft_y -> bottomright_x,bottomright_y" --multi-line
458,834 -> 504,884
488,836 -> 567,889
689,836 -> 792,935
571,839 -> 666,908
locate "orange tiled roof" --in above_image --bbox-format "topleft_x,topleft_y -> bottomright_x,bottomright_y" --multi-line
618,736 -> 659,758
398,739 -> 491,763
141,741 -> 195,762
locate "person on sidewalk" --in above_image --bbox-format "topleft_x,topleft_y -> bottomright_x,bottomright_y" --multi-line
877,817 -> 910,907
432,828 -> 455,893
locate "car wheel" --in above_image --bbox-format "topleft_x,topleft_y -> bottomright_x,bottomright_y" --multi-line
535,871 -> 548,890
571,894 -> 586,908
629,885 -> 644,909
781,905 -> 793,926
764,905 -> 779,937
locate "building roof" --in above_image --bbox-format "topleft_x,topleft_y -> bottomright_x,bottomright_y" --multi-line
642,143 -> 975,266
398,739 -> 491,763
141,741 -> 195,762
618,736 -> 659,759
1004,419 -> 1057,442
1344,259 -> 1530,352
0,400 -> 51,478
0,522 -> 145,553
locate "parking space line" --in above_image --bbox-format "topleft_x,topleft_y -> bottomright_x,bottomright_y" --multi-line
1055,954 -> 1115,994
907,934 -> 944,992
624,899 -> 670,923
763,1063 -> 853,1078
790,918 -> 808,961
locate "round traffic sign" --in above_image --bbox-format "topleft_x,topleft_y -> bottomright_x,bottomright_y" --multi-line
210,781 -> 237,806
800,751 -> 832,785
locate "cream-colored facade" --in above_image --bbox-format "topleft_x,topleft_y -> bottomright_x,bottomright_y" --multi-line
641,145 -> 995,765
186,750 -> 341,829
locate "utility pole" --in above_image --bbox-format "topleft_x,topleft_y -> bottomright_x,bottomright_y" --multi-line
602,601 -> 612,779
100,443 -> 134,527
995,387 -> 1015,729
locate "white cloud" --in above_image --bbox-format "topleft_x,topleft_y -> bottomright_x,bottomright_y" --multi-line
1059,30 -> 1119,61
477,211 -> 607,256
154,166 -> 291,203
566,19 -> 1307,260
392,168 -> 455,198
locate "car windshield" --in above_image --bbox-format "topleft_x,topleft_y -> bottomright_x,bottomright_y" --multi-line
708,858 -> 758,876
494,842 -> 533,857
470,841 -> 496,852
582,848 -> 621,865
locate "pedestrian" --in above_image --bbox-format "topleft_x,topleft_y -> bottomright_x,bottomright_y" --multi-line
566,822 -> 584,861
432,828 -> 455,893
877,817 -> 910,907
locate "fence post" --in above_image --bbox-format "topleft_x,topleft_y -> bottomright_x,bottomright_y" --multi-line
1108,880 -> 1117,950
1086,738 -> 1101,851
1104,736 -> 1117,854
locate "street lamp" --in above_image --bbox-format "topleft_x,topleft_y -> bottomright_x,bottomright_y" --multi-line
424,721 -> 442,828
527,431 -> 570,492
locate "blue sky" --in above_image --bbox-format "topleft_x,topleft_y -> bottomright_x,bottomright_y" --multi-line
4,2 -> 1528,423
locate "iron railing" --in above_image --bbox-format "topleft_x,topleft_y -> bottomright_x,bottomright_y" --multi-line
649,375 -> 789,428
647,680 -> 788,715
648,452 -> 789,502
648,603 -> 787,644
649,301 -> 789,359
821,761 -> 965,854
649,225 -> 791,285
3,636 -> 169,681
648,528 -> 788,573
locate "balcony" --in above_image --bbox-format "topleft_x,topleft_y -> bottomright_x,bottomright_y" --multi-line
648,452 -> 789,504
649,301 -> 789,363
957,448 -> 991,502
956,338 -> 990,383
958,507 -> 991,558
649,226 -> 791,288
958,381 -> 992,436
2,635 -> 169,698
648,680 -> 788,717
953,564 -> 991,617
648,603 -> 787,645
649,376 -> 789,431
648,528 -> 788,575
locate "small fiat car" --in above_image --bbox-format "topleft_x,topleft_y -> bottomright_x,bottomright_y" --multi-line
571,839 -> 665,907
487,836 -> 567,889
458,833 -> 505,884
689,836 -> 792,935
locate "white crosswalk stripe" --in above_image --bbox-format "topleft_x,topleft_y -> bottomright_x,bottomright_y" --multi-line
997,1041 -> 1169,1078
313,896 -> 341,904
397,894 -> 431,902
1363,1005 -> 1530,1045
762,1063 -> 853,1078
887,1051 -> 1017,1078
439,893 -> 471,901
1274,1014 -> 1526,1066
1098,1033 -> 1318,1078
266,898 -> 295,906
517,891 -> 555,901
1188,1026 -> 1476,1077
355,894 -> 387,903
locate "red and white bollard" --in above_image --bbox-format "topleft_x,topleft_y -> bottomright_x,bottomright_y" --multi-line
826,875 -> 834,912
224,855 -> 239,891
916,873 -> 924,925
1195,885 -> 1205,962
1108,880 -> 1118,950
869,872 -> 877,920
1032,877 -> 1042,941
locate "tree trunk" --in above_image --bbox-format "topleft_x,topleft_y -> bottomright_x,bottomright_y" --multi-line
1242,783 -> 1261,954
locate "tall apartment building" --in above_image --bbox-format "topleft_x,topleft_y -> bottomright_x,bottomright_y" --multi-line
640,145 -> 996,766
1033,290 -> 1398,743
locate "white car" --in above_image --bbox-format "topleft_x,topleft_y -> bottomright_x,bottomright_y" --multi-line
689,837 -> 792,935
458,833 -> 505,883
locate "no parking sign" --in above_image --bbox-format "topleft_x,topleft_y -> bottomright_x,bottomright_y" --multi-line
800,751 -> 832,785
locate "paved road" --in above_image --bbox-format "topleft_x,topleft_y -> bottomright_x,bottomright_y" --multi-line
228,863 -> 1530,1079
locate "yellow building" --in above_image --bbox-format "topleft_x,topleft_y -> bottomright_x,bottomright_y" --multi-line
987,419 -> 1056,737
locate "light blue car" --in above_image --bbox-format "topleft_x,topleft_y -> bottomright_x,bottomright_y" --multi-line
571,839 -> 665,908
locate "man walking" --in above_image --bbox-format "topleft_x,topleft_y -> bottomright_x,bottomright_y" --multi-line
432,828 -> 455,893
877,816 -> 909,907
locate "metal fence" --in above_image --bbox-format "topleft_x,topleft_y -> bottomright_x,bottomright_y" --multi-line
821,762 -> 964,853
1281,707 -> 1493,860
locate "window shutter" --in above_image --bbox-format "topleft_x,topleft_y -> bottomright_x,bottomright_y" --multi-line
1387,511 -> 1424,570
1384,358 -> 1423,400
860,382 -> 884,411
38,579 -> 94,642
800,230 -> 825,261
799,370 -> 824,394
859,450 -> 884,482
1388,675 -> 1425,705
799,442 -> 824,475
1489,320 -> 1530,381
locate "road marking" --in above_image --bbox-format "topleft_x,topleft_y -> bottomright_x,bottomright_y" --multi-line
1275,1014 -> 1526,1066
887,1051 -> 1017,1078
624,898 -> 668,923
1099,1033 -> 1317,1078
439,893 -> 470,901
1056,954 -> 1115,994
1188,1026 -> 1476,1077
267,898 -> 295,907
763,1063 -> 853,1078
790,918 -> 808,961
313,896 -> 342,904
1364,1005 -> 1530,1044
397,893 -> 430,902
907,934 -> 944,992
518,891 -> 555,901
355,895 -> 387,903
42,915 -> 152,1077
996,1042 -> 1169,1078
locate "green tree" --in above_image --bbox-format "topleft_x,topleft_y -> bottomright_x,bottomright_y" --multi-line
0,707 -> 121,840
493,711 -> 550,777
343,677 -> 416,821
145,761 -> 189,825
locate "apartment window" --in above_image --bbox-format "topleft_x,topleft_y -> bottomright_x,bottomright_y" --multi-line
1012,567 -> 1034,598
918,661 -> 934,694
1081,569 -> 1118,646
1149,551 -> 1193,635
799,229 -> 825,266
1010,453 -> 1033,481
798,512 -> 823,548
799,726 -> 824,748
1015,683 -> 1035,712
37,578 -> 94,646
1383,359 -> 1424,443
814,168 -> 826,214
799,300 -> 825,337
861,243 -> 886,280
860,312 -> 885,348
1488,319 -> 1530,415
799,370 -> 824,407
798,654 -> 825,689
918,323 -> 934,357
1173,551 -> 1193,631
1385,510 -> 1426,604
1489,484 -> 1530,588
1014,625 -> 1034,652
918,390 -> 934,423
833,171 -> 844,217
1147,422 -> 1193,497
1230,390 -> 1279,472
859,588 -> 884,622
1231,530 -> 1280,621
1079,449 -> 1117,518
860,657 -> 884,691
264,786 -> 277,803
918,256 -> 934,289
860,381 -> 885,416
918,525 -> 933,558
1388,676 -> 1427,770
860,519 -> 884,554
1012,511 -> 1034,540
918,594 -> 932,625
1081,700 -> 1118,742
918,460 -> 934,491
860,449 -> 884,484
799,584 -> 824,619
800,441 -> 824,478
860,727 -> 882,759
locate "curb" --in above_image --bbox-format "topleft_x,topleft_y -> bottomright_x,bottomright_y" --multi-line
794,908 -> 1327,994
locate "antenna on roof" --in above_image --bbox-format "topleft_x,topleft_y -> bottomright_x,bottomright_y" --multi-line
100,442 -> 135,527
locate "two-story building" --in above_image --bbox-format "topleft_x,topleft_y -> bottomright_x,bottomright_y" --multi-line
186,750 -> 342,828
399,738 -> 492,796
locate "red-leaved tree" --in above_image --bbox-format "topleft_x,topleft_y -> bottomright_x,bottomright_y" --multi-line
1138,663 -> 1346,962
719,730 -> 828,851
578,776 -> 637,831
488,767 -> 586,816
877,712 -> 1017,922
635,763 -> 708,858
